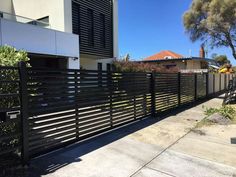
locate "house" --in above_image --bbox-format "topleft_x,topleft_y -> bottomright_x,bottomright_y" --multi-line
143,47 -> 219,73
0,0 -> 118,70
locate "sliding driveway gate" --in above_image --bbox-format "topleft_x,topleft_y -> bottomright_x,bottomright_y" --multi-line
0,62 -> 234,164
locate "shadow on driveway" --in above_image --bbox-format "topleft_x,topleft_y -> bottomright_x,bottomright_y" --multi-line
24,98 -> 212,177
27,117 -> 160,177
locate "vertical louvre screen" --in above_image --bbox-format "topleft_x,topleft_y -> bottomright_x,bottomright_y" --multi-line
72,0 -> 113,58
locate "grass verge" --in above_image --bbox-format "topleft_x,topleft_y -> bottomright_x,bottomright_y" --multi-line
196,105 -> 236,128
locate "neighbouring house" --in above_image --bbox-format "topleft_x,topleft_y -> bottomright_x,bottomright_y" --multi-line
0,0 -> 118,70
142,47 -> 219,73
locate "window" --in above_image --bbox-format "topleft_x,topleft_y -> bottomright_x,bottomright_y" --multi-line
107,63 -> 111,71
100,14 -> 106,48
98,63 -> 102,71
164,56 -> 173,59
87,9 -> 94,47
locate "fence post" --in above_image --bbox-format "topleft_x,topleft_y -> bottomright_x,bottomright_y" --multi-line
194,73 -> 197,101
178,72 -> 181,106
74,71 -> 79,139
219,73 -> 221,92
213,74 -> 215,95
206,73 -> 209,97
18,62 -> 29,165
224,74 -> 227,91
150,72 -> 156,117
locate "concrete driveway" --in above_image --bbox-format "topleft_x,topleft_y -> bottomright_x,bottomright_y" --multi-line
28,97 -> 236,177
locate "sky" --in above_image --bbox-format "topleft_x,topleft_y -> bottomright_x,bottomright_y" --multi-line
118,0 -> 236,65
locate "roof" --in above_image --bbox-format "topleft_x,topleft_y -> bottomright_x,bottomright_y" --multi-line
142,57 -> 205,62
144,50 -> 184,61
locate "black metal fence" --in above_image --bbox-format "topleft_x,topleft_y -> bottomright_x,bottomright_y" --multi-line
0,63 -> 234,165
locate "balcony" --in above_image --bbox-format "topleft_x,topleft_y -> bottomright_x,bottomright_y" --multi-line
0,11 -> 51,28
0,12 -> 79,58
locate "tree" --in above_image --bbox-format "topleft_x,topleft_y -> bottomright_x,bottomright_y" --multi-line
213,55 -> 230,66
121,54 -> 130,62
183,0 -> 236,60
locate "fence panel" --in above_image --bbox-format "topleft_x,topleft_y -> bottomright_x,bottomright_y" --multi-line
214,74 -> 220,93
197,73 -> 207,99
26,68 -> 152,157
227,74 -> 231,89
1,64 -> 235,163
77,70 -> 112,138
221,74 -> 225,91
208,74 -> 214,95
0,67 -> 21,165
154,73 -> 179,113
181,73 -> 195,104
26,68 -> 79,156
111,72 -> 151,126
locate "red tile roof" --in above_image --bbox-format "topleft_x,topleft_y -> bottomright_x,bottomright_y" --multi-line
144,50 -> 184,61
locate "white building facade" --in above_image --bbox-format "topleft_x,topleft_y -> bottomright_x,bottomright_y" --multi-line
0,0 -> 118,70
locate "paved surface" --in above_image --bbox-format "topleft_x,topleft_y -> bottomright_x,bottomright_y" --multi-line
28,97 -> 236,177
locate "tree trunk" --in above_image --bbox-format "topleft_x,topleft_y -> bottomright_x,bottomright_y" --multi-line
232,50 -> 236,60
229,43 -> 236,60
225,32 -> 236,60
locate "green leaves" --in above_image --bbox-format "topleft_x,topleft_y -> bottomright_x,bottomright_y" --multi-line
204,106 -> 236,120
0,45 -> 30,67
0,46 -> 30,109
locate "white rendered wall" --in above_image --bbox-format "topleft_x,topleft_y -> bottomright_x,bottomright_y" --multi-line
0,0 -> 13,13
11,0 -> 72,32
80,58 -> 113,70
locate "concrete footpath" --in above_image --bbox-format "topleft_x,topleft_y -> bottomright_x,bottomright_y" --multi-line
29,97 -> 236,177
